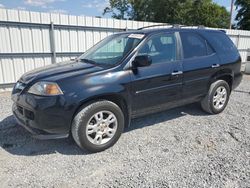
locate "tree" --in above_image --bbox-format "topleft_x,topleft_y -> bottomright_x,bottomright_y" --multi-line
103,0 -> 230,28
235,0 -> 250,30
103,0 -> 132,19
187,0 -> 230,28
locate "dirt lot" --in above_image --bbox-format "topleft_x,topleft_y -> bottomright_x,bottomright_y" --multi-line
0,75 -> 249,188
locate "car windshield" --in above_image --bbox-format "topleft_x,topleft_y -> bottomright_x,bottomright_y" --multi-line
79,33 -> 144,66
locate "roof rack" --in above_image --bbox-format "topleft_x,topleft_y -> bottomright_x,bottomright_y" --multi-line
180,25 -> 205,29
137,24 -> 206,30
137,23 -> 171,30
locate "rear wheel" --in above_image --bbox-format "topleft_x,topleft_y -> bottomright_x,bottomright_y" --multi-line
201,80 -> 230,114
71,100 -> 124,152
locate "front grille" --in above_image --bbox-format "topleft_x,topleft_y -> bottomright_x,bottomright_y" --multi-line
17,105 -> 24,115
16,105 -> 34,120
24,109 -> 34,120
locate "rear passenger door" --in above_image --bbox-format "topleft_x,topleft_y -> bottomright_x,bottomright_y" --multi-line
180,31 -> 220,100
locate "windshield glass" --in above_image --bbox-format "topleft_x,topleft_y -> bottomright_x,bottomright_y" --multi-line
79,33 -> 144,65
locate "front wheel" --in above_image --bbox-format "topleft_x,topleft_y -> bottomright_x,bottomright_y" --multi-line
201,80 -> 230,114
71,100 -> 124,152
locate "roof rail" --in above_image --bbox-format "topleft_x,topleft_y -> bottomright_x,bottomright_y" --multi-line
180,25 -> 205,29
137,24 -> 206,30
137,23 -> 170,30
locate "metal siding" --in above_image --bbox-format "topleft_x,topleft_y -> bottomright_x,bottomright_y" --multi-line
13,58 -> 25,80
41,29 -> 51,52
44,57 -> 52,66
32,28 -> 43,52
61,29 -> 70,52
77,16 -> 85,26
34,57 -> 45,68
85,16 -> 93,26
69,30 -> 78,52
56,57 -> 63,63
120,20 -> 126,29
126,20 -> 133,30
21,28 -> 33,52
78,30 -> 86,52
69,15 -> 77,25
41,12 -> 50,24
93,31 -> 100,45
9,27 -> 23,52
50,13 -> 60,24
0,26 -> 11,53
54,29 -> 62,52
30,11 -> 41,23
107,19 -> 114,28
7,9 -> 19,22
0,8 -> 7,21
85,30 -> 93,49
19,10 -> 30,22
24,58 -> 35,72
60,14 -> 69,25
0,59 -> 4,83
1,58 -> 15,83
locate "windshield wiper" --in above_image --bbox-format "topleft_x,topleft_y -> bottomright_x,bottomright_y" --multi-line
79,58 -> 97,65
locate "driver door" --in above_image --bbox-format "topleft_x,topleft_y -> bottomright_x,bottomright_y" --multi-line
130,32 -> 183,116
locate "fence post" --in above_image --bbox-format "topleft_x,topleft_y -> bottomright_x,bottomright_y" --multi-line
50,22 -> 56,64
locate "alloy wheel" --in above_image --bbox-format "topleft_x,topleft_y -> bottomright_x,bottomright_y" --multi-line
86,111 -> 118,145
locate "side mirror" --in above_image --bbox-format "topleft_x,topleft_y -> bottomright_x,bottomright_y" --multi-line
132,55 -> 152,68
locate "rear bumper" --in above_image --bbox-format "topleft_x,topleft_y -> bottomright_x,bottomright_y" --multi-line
232,72 -> 243,90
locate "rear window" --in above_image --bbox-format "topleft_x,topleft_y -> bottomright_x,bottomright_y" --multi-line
206,32 -> 238,54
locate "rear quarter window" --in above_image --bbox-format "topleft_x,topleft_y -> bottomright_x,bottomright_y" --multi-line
205,32 -> 238,54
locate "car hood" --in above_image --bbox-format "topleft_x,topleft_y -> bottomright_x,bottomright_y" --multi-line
19,60 -> 104,84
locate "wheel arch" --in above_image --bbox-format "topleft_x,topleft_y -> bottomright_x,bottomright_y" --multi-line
209,70 -> 234,91
71,93 -> 131,129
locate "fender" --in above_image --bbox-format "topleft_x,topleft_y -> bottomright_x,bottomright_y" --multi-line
208,68 -> 233,91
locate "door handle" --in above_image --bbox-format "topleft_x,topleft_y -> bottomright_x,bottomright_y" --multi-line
171,71 -> 183,76
211,64 -> 220,68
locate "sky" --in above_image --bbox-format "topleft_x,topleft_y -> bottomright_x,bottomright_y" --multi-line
0,0 -> 236,19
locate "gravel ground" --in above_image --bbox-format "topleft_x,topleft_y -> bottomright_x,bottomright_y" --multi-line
0,76 -> 250,188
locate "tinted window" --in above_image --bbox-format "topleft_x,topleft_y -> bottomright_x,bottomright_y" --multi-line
180,32 -> 208,59
138,33 -> 176,64
206,32 -> 238,54
207,42 -> 214,55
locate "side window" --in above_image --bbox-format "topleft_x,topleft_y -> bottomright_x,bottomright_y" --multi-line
138,33 -> 176,64
180,32 -> 209,59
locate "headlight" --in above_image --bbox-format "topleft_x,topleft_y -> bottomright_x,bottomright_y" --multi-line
28,81 -> 63,96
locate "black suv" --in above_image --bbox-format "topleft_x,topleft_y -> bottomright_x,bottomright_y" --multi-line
12,27 -> 242,152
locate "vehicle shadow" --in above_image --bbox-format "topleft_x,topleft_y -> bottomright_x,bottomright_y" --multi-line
233,89 -> 250,95
126,103 -> 208,132
0,103 -> 209,156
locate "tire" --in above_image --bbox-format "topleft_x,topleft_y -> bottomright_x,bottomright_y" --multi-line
71,100 -> 124,152
201,80 -> 230,114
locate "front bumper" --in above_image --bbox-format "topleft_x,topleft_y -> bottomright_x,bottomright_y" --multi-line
12,93 -> 72,140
